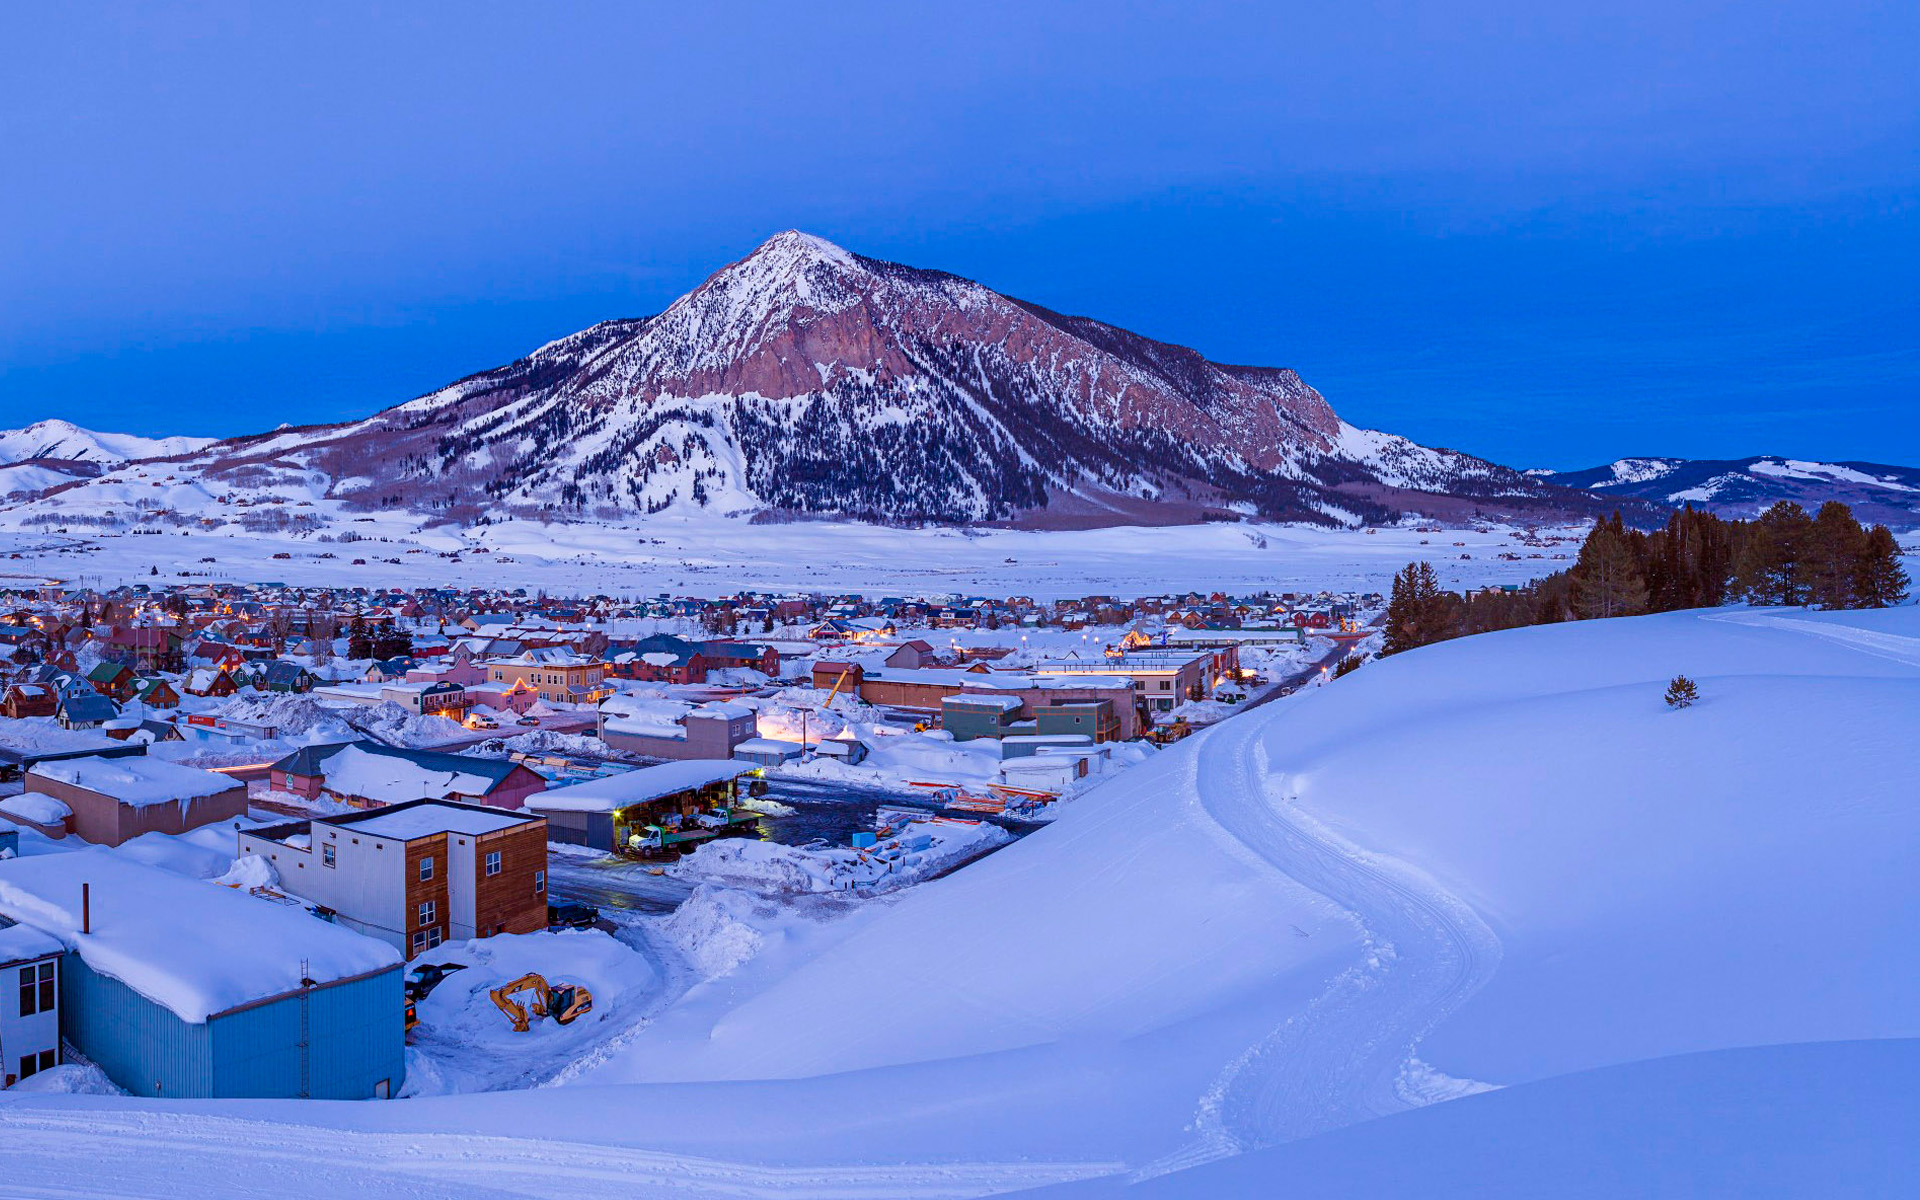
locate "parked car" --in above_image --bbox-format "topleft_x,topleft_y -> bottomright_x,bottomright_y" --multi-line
468,714 -> 499,730
548,902 -> 599,930
516,715 -> 541,726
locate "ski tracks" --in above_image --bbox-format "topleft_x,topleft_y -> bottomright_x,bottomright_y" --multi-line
1142,697 -> 1502,1177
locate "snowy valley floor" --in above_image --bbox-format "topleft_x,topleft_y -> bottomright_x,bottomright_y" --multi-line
0,517 -> 1593,597
6,604 -> 1920,1196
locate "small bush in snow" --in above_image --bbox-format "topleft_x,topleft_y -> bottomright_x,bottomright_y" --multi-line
1664,675 -> 1699,709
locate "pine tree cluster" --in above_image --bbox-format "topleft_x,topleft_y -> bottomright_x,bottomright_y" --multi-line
1380,501 -> 1909,658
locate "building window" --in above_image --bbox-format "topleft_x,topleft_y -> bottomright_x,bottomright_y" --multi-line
485,850 -> 502,877
534,869 -> 546,895
18,962 -> 53,1016
322,842 -> 336,868
425,926 -> 442,950
410,930 -> 427,954
418,900 -> 436,927
419,856 -> 434,881
20,1049 -> 56,1080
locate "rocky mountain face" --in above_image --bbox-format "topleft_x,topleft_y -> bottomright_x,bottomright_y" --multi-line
1532,457 -> 1920,529
12,234 -> 1643,529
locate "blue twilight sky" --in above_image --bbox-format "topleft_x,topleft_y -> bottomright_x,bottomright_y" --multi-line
1,2 -> 1915,469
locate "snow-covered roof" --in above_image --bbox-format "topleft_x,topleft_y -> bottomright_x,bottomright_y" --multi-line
0,918 -> 64,967
0,849 -> 400,1023
945,694 -> 1024,711
733,737 -> 803,754
333,801 -> 534,841
0,793 -> 72,825
317,744 -> 504,805
0,721 -> 123,761
26,755 -> 238,808
528,760 -> 748,813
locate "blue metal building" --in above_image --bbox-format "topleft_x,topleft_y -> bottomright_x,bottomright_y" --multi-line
0,848 -> 405,1100
60,953 -> 404,1099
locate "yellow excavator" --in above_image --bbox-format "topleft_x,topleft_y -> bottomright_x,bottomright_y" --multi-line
489,973 -> 593,1032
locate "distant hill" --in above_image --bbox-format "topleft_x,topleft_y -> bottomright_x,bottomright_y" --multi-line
1530,456 -> 1920,528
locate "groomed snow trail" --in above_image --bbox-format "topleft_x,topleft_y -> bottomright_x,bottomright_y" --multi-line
0,1108 -> 1122,1200
1142,694 -> 1503,1176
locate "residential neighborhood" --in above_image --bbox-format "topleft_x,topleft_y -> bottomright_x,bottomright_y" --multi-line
0,575 -> 1380,1100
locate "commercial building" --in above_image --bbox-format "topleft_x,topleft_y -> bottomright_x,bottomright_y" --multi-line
482,649 -> 611,704
22,755 -> 247,846
0,850 -> 404,1099
239,800 -> 549,959
597,699 -> 757,761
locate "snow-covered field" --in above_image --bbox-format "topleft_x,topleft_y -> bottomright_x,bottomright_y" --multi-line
0,517 -> 1585,598
4,603 -> 1917,1195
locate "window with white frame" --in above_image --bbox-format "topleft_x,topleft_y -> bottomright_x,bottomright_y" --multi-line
485,850 -> 502,877
17,962 -> 53,1016
322,841 -> 336,868
534,869 -> 546,895
419,856 -> 434,881
418,900 -> 436,927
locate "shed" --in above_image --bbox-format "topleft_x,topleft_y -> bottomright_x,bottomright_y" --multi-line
0,850 -> 404,1099
732,737 -> 806,767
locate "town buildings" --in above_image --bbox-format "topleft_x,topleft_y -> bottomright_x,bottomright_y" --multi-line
21,755 -> 247,846
0,850 -> 404,1099
239,800 -> 549,958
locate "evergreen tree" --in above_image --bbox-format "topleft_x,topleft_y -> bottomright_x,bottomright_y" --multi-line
1664,674 -> 1699,709
1739,501 -> 1815,605
1382,563 -> 1422,656
1806,501 -> 1867,609
346,615 -> 373,660
1382,563 -> 1451,655
1854,525 -> 1911,608
1569,520 -> 1649,619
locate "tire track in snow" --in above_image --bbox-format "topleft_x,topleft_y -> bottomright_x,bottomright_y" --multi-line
0,1108 -> 1122,1200
1142,696 -> 1502,1177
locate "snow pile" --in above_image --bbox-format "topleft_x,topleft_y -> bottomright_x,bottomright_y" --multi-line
468,729 -> 622,760
214,693 -> 466,748
211,853 -> 279,891
113,823 -> 249,879
2,1062 -> 125,1096
405,928 -> 660,1093
660,884 -> 774,980
668,815 -> 1010,895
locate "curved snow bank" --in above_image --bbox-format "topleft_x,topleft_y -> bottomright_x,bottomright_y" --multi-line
1028,1038 -> 1920,1199
1261,606 -> 1920,1087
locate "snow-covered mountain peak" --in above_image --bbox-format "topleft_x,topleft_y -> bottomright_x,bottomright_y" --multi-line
8,237 -> 1641,529
0,418 -> 216,465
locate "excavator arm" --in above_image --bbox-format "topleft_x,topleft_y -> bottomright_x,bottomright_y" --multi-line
489,972 -> 593,1032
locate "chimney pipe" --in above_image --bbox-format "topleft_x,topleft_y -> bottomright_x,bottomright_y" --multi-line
81,882 -> 90,934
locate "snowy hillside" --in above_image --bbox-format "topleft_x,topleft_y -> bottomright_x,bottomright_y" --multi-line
5,602 -> 1917,1195
1537,454 -> 1920,527
2,233 -> 1627,532
2,604 -> 1917,1193
0,418 -> 215,466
